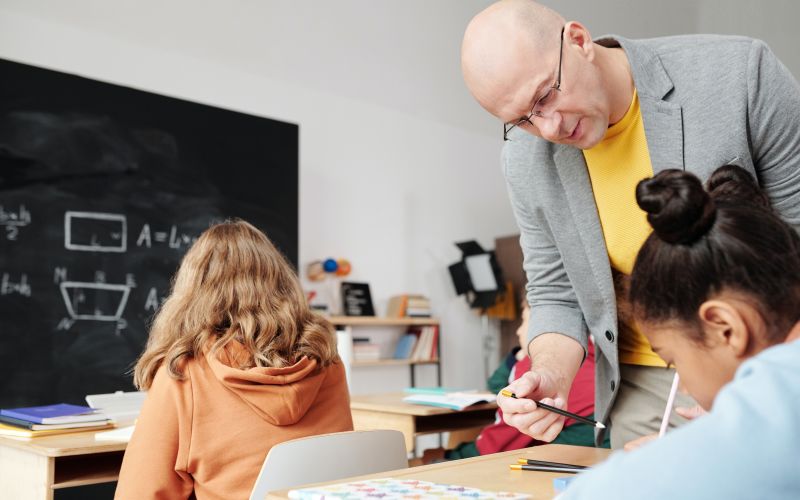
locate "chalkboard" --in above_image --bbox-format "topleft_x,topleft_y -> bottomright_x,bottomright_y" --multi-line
0,58 -> 298,409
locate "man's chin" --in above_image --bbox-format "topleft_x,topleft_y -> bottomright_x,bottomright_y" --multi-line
575,124 -> 606,150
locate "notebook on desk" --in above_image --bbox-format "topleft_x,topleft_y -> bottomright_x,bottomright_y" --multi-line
402,391 -> 496,411
0,421 -> 115,439
0,403 -> 104,425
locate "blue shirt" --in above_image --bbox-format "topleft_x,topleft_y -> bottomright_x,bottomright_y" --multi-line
560,340 -> 800,500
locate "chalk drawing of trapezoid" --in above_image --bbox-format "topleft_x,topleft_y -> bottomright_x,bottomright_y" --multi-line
59,281 -> 131,321
64,211 -> 127,252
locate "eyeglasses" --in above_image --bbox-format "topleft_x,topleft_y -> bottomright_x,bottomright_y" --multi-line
503,27 -> 565,141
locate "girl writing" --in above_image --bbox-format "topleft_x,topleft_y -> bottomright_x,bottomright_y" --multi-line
561,165 -> 800,499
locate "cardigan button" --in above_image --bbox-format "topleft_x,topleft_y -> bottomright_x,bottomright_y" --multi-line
610,380 -> 616,391
605,330 -> 614,342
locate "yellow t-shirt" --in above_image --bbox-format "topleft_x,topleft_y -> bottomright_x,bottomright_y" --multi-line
582,89 -> 666,367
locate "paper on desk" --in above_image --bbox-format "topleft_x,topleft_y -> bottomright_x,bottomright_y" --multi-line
94,425 -> 135,442
85,390 -> 146,426
289,478 -> 530,499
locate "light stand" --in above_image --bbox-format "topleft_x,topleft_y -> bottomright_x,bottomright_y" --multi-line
448,240 -> 505,381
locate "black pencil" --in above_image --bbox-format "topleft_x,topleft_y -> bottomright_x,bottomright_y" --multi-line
517,458 -> 588,470
509,464 -> 583,474
500,389 -> 606,429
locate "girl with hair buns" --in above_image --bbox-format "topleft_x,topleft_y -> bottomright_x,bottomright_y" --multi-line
559,165 -> 800,500
116,219 -> 353,500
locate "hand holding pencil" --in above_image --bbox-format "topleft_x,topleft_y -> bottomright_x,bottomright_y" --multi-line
500,389 -> 605,430
496,369 -> 573,442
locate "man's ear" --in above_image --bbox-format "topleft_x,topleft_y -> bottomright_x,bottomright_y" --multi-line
697,300 -> 750,357
565,21 -> 593,59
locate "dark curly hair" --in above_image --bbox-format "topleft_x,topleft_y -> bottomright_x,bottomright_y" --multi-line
630,165 -> 800,345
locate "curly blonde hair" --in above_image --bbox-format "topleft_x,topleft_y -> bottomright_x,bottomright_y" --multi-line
133,219 -> 337,390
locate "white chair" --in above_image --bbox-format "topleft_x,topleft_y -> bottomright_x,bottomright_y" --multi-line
249,429 -> 408,500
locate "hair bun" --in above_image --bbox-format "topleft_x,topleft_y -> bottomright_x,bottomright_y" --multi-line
636,169 -> 716,244
705,164 -> 770,209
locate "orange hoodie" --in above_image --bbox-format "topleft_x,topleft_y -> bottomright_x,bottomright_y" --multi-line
115,344 -> 353,500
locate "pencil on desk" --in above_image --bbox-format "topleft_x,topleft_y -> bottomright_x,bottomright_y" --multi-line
499,389 -> 606,429
516,458 -> 588,470
509,464 -> 583,474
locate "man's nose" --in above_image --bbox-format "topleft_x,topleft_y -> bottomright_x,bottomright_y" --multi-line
536,113 -> 563,142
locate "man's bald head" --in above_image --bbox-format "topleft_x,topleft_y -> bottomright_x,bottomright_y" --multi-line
462,0 -> 565,116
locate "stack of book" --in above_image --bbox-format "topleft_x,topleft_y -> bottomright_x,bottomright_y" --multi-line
405,295 -> 432,318
352,337 -> 381,362
0,403 -> 113,439
385,294 -> 432,318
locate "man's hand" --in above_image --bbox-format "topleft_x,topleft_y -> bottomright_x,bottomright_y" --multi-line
497,368 -> 569,442
498,332 -> 584,441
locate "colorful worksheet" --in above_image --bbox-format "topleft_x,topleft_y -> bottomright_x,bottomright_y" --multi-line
288,478 -> 531,499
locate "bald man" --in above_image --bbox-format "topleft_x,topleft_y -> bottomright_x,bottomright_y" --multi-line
462,0 -> 800,449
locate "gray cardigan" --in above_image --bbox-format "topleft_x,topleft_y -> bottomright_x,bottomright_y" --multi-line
502,34 -> 800,443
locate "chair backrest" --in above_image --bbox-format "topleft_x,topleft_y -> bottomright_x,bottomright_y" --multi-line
249,429 -> 408,500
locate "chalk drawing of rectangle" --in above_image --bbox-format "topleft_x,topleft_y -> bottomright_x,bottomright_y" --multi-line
64,211 -> 127,252
59,282 -> 131,321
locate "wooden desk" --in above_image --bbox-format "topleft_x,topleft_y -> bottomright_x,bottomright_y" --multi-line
265,444 -> 610,499
350,393 -> 497,453
0,430 -> 128,500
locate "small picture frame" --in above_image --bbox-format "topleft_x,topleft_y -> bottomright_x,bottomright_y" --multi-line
340,281 -> 376,316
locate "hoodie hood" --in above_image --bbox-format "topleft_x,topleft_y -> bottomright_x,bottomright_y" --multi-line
205,342 -> 328,426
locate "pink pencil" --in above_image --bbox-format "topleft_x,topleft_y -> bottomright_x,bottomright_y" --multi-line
659,372 -> 680,437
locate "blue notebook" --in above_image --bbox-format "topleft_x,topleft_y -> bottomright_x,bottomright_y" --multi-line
393,334 -> 418,359
0,403 -> 103,425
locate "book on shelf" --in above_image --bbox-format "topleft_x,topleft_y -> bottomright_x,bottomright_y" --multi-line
352,343 -> 381,362
408,325 -> 438,361
406,308 -> 432,317
429,326 -> 439,359
385,295 -> 408,318
402,391 -> 496,411
409,327 -> 427,360
0,403 -> 107,425
385,294 -> 432,318
393,333 -> 418,359
406,295 -> 432,317
0,421 -> 115,439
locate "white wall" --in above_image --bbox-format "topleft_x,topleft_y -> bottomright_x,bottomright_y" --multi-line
1,0 -> 798,397
548,0 -> 800,76
0,0 -> 515,395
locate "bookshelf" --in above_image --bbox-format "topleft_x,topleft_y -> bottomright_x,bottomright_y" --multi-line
329,316 -> 441,387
